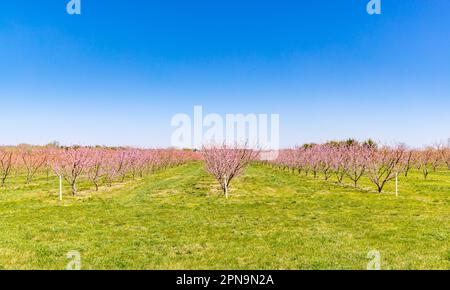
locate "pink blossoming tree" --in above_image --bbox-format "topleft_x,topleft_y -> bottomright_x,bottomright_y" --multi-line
202,144 -> 257,198
51,148 -> 90,196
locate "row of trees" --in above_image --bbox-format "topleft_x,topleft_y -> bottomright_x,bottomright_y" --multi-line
266,141 -> 450,193
0,146 -> 199,196
1,141 -> 449,198
0,143 -> 256,199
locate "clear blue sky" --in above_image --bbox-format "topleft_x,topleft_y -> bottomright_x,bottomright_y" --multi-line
1,0 -> 449,148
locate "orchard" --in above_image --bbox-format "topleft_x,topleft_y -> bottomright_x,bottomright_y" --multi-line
0,140 -> 449,198
266,140 -> 450,193
0,145 -> 199,197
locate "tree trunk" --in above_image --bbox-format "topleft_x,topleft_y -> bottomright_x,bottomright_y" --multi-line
223,176 -> 229,199
224,184 -> 228,199
71,182 -> 77,196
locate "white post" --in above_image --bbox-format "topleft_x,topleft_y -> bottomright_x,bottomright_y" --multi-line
395,172 -> 398,198
59,175 -> 63,201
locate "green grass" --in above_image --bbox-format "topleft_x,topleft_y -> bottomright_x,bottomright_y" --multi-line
0,162 -> 448,269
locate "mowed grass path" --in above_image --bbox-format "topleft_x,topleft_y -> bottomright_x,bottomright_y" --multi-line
0,162 -> 448,269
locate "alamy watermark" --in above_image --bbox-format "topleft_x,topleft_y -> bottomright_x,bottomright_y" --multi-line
66,250 -> 82,270
66,0 -> 81,15
367,250 -> 381,270
171,106 -> 280,160
367,0 -> 381,15
66,1 -> 379,16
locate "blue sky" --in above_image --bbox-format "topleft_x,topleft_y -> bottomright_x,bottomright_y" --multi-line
0,0 -> 449,148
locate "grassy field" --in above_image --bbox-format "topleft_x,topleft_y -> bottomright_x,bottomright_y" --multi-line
0,162 -> 448,270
